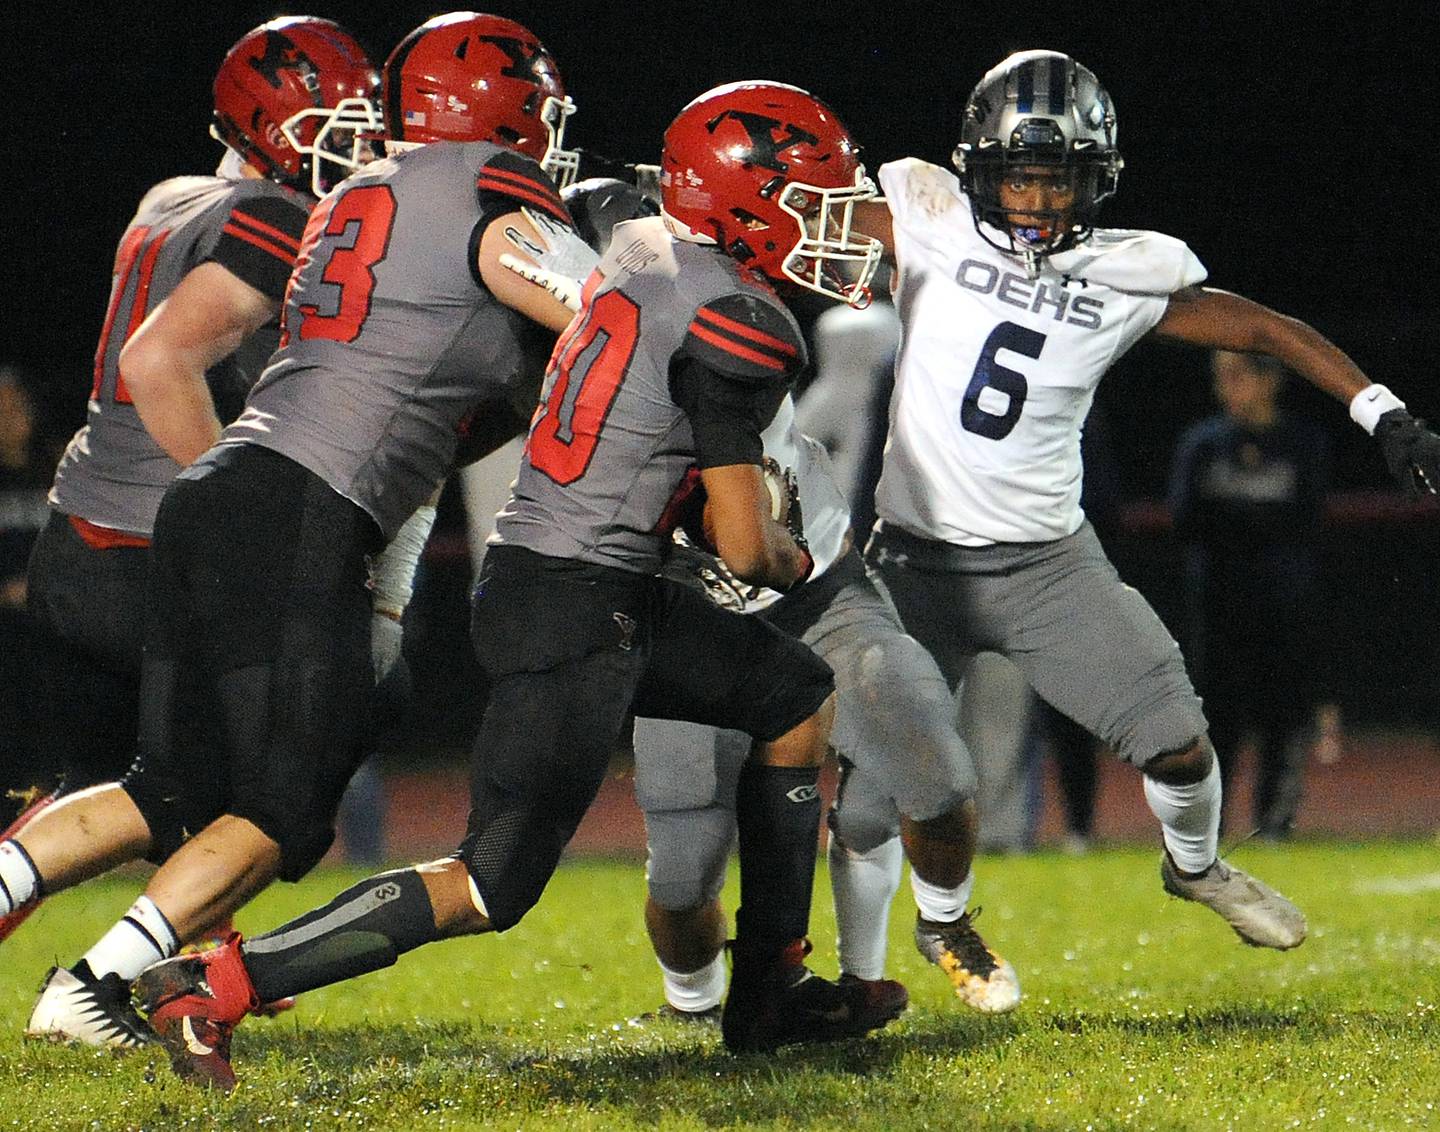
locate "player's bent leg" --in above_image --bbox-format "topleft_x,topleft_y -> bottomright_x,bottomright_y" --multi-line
1145,739 -> 1307,950
1,783 -> 152,956
639,778 -> 737,1022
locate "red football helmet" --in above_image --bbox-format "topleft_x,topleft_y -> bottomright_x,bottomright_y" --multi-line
382,12 -> 579,187
660,81 -> 881,306
212,17 -> 380,196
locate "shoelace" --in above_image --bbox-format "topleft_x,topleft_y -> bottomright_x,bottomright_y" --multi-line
933,908 -> 1000,977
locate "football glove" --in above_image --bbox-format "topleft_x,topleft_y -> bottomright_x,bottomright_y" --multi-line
1374,408 -> 1440,497
497,205 -> 599,312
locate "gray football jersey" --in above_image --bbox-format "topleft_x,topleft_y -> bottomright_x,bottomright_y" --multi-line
49,175 -> 309,536
222,141 -> 565,540
492,216 -> 807,574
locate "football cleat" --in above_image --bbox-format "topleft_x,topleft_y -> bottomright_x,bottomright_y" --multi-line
182,918 -> 295,1016
24,962 -> 156,1049
134,936 -> 260,1091
1161,852 -> 1308,950
628,1002 -> 723,1028
721,938 -> 908,1053
0,789 -> 57,944
914,909 -> 1022,1014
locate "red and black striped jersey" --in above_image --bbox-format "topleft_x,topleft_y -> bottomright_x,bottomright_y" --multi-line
492,214 -> 807,575
49,174 -> 309,537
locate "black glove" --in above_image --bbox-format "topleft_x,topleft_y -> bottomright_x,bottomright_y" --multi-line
1374,409 -> 1440,497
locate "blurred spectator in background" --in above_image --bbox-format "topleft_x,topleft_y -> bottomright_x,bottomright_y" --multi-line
1169,350 -> 1338,839
0,366 -> 56,822
0,367 -> 53,607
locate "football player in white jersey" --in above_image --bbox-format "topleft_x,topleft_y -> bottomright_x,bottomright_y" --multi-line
852,49 -> 1440,951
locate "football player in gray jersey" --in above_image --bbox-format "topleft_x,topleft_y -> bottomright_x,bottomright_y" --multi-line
550,177 -> 1021,1018
0,17 -> 379,1043
0,13 -> 578,1062
131,79 -> 904,1087
852,51 -> 1440,951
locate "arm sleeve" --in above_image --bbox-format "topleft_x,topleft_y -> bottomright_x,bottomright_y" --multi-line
209,190 -> 309,299
670,355 -> 787,469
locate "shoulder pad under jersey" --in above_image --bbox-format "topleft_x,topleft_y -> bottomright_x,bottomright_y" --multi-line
682,291 -> 807,385
475,149 -> 570,226
1052,228 -> 1208,294
877,158 -> 967,229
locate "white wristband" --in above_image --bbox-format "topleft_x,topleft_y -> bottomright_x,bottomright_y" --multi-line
1349,384 -> 1406,435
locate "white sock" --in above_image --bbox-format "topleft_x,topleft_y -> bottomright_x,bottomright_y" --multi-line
911,866 -> 976,924
0,840 -> 41,915
828,834 -> 903,979
1143,760 -> 1222,875
659,953 -> 726,1014
80,896 -> 180,981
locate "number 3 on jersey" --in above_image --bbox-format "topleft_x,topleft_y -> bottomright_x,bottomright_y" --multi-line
961,321 -> 1045,440
529,288 -> 640,484
281,184 -> 397,345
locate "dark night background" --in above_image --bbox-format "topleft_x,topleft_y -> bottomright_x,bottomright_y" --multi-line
5,2 -> 1438,721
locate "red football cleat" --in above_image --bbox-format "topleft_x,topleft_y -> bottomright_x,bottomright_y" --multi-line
133,934 -> 259,1091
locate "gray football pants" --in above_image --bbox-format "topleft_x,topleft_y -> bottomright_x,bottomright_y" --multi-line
635,568 -> 977,912
866,521 -> 1207,771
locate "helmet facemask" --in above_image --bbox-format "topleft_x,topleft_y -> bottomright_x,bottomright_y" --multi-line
538,95 -> 580,189
774,170 -> 883,307
961,141 -> 1120,261
282,97 -> 383,195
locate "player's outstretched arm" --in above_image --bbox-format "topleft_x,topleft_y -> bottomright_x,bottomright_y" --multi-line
1151,286 -> 1440,495
118,262 -> 276,466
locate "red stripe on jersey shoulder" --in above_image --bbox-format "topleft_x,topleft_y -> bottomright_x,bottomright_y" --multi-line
221,221 -> 297,265
226,208 -> 302,255
693,305 -> 799,359
476,164 -> 569,224
686,321 -> 789,372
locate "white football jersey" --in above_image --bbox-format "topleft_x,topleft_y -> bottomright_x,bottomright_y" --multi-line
874,158 -> 1206,546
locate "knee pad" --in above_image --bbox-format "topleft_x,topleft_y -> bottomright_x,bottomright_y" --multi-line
644,805 -> 735,912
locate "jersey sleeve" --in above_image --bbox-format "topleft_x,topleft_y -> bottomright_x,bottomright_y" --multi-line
209,188 -> 309,299
877,157 -> 967,233
474,149 -> 571,229
678,291 -> 807,384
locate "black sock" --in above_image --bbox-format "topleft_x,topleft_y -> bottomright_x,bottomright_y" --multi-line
733,762 -> 820,961
241,868 -> 437,1003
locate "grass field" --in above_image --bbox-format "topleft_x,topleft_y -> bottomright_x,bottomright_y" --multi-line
2,839 -> 1438,1130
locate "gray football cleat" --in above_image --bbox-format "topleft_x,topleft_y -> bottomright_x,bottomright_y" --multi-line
25,962 -> 156,1049
913,909 -> 1022,1014
1161,853 -> 1307,950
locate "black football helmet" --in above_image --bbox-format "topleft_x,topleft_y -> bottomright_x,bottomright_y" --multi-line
953,50 -> 1122,261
